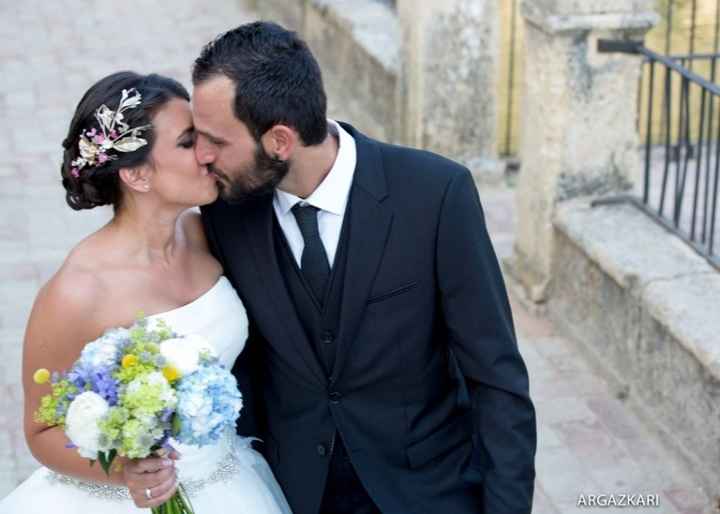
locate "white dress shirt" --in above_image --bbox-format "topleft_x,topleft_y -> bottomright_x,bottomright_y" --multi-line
273,120 -> 357,269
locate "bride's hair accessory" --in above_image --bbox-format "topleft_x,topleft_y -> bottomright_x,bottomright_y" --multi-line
70,88 -> 152,178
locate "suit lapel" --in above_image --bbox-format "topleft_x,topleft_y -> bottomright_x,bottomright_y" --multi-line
240,198 -> 327,387
331,125 -> 394,383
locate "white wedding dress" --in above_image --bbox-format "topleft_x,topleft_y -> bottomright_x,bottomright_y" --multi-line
0,276 -> 293,514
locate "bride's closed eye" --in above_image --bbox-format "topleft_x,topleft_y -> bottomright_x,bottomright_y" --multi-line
177,127 -> 196,149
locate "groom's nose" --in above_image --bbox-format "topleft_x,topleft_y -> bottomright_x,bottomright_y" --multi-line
195,137 -> 215,165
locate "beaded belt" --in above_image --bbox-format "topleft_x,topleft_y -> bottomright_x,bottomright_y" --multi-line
45,438 -> 253,501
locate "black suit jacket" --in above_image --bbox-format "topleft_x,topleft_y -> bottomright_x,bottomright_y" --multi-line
200,123 -> 536,514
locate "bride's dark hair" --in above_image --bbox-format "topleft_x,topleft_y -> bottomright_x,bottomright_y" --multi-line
61,71 -> 189,211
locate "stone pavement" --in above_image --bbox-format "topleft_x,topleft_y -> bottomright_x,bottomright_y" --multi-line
482,186 -> 713,514
0,1 -> 715,513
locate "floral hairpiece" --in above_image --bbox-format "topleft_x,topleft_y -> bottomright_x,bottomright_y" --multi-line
70,88 -> 152,178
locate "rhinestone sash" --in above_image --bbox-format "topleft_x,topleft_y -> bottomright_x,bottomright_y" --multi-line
45,436 -> 257,502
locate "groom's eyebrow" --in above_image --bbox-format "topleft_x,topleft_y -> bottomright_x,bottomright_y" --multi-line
196,129 -> 228,145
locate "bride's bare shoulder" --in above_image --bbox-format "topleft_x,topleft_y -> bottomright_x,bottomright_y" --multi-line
22,239 -> 114,402
31,235 -> 111,331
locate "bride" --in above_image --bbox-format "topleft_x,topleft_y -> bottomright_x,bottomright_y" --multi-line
0,71 -> 292,514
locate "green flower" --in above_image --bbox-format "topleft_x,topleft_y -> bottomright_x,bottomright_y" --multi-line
114,360 -> 157,384
119,418 -> 164,458
112,320 -> 177,385
34,379 -> 78,426
122,371 -> 177,418
97,406 -> 130,450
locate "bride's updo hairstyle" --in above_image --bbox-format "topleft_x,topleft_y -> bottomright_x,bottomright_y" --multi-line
61,71 -> 189,211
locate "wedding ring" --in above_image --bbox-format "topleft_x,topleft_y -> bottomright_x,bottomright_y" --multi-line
145,487 -> 153,500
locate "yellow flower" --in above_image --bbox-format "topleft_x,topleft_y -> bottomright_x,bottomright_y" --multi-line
121,355 -> 138,369
33,368 -> 50,385
162,366 -> 181,383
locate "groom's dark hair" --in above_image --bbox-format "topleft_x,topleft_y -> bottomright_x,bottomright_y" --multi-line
192,21 -> 328,146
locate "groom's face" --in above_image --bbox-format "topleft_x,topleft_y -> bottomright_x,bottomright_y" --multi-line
192,76 -> 289,204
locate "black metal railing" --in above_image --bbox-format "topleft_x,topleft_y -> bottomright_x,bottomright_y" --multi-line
502,0 -> 519,157
659,0 -> 720,59
596,39 -> 720,270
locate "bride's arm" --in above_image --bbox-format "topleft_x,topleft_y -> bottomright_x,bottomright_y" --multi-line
20,269 -> 176,492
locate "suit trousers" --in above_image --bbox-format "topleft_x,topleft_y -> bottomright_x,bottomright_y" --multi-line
319,434 -> 382,514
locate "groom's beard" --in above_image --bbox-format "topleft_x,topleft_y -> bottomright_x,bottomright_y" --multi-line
210,143 -> 289,205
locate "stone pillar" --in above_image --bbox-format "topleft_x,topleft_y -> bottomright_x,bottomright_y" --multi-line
396,0 -> 503,182
506,0 -> 658,303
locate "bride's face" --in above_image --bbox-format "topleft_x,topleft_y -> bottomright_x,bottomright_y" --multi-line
145,98 -> 218,208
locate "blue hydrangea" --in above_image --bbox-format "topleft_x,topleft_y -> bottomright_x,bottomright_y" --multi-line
77,328 -> 129,370
174,364 -> 242,447
67,363 -> 119,406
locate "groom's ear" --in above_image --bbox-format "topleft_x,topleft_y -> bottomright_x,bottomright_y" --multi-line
261,125 -> 296,161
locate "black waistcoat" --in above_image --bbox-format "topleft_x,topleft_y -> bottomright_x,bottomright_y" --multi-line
272,200 -> 380,513
272,203 -> 351,377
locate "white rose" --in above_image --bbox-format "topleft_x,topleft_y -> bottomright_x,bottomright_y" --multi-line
65,391 -> 110,460
159,335 -> 215,376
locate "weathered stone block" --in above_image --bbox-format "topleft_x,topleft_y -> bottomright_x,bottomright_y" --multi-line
252,0 -> 305,31
511,1 -> 657,301
549,199 -> 720,496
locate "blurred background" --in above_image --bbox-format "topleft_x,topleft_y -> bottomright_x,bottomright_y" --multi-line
1,1 -> 718,512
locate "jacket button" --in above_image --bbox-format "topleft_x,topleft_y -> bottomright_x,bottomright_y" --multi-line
321,330 -> 334,344
317,444 -> 327,457
329,391 -> 342,404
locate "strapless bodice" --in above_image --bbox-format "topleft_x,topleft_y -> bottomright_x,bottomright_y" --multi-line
146,276 -> 250,480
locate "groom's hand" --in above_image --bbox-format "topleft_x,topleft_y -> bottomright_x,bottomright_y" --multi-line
123,450 -> 180,509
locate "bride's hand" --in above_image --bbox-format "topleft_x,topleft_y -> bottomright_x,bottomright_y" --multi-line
123,451 -> 180,509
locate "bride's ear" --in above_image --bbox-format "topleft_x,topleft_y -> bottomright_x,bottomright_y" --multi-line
119,166 -> 153,193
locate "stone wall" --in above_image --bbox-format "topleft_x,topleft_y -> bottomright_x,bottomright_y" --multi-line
550,199 -> 720,496
396,0 -> 500,177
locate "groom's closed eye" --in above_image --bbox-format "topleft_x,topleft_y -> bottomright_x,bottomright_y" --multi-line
197,130 -> 228,147
207,136 -> 227,148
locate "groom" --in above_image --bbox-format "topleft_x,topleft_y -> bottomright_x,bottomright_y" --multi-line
132,21 -> 536,514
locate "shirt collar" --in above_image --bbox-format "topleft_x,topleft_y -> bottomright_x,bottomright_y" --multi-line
274,119 -> 357,216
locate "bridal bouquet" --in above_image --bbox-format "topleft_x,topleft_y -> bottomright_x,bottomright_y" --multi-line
32,317 -> 243,514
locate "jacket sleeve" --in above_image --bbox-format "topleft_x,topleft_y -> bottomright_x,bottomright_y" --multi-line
200,205 -> 265,443
435,168 -> 537,514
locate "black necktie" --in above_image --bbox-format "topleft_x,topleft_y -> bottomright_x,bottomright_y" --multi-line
292,204 -> 330,305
